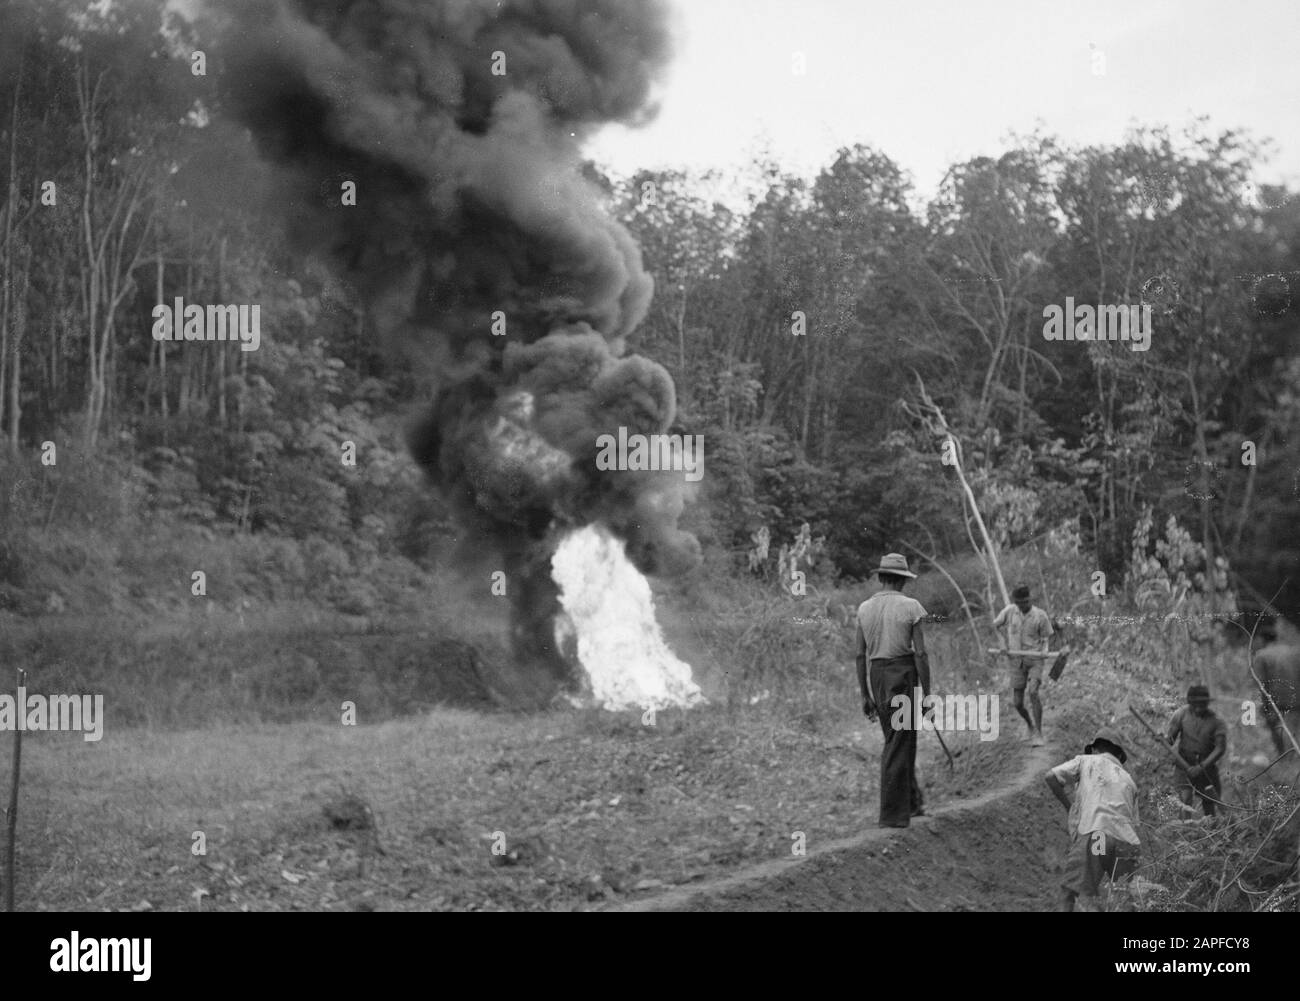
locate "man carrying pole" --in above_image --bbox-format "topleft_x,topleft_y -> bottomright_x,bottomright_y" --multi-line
992,584 -> 1055,745
856,553 -> 931,828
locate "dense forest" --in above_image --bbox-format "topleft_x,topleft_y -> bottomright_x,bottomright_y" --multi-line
2,0 -> 1299,629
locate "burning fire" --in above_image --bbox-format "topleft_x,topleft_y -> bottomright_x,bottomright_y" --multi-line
551,525 -> 704,711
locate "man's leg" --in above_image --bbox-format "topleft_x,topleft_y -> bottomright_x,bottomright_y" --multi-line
1079,831 -> 1112,910
1013,688 -> 1031,728
1060,833 -> 1084,911
1097,836 -> 1140,909
1175,762 -> 1215,816
906,688 -> 924,817
1026,665 -> 1045,741
1197,765 -> 1221,817
870,657 -> 916,827
1012,661 -> 1033,733
1108,840 -> 1139,884
1081,832 -> 1105,894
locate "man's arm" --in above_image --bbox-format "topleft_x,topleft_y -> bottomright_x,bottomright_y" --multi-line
992,605 -> 1010,629
1045,771 -> 1073,810
855,618 -> 875,717
1033,609 -> 1053,652
1165,708 -> 1182,745
912,618 -> 930,699
1045,757 -> 1080,811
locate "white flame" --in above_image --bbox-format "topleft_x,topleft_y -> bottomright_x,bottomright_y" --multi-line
551,524 -> 704,711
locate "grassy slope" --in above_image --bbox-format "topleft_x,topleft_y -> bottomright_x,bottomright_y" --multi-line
5,616 -> 1037,912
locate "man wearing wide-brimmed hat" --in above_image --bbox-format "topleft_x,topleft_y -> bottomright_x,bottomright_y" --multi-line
993,583 -> 1055,745
1045,726 -> 1141,911
1165,684 -> 1227,816
855,553 -> 930,828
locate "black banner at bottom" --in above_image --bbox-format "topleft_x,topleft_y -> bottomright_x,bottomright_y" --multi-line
0,911 -> 1282,988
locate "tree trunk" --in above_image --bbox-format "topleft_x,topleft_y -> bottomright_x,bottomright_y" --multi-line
799,330 -> 813,453
1016,319 -> 1030,435
8,245 -> 29,450
78,62 -> 102,449
1188,365 -> 1216,611
675,282 -> 686,375
0,45 -> 22,449
1232,433 -> 1262,551
0,209 -> 9,445
217,236 -> 227,427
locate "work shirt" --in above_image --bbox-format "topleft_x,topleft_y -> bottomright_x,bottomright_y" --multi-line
1166,706 -> 1227,763
1049,751 -> 1141,846
856,591 -> 927,662
993,603 -> 1053,653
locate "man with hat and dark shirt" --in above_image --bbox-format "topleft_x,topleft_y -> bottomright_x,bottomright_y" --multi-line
993,584 -> 1055,745
1045,726 -> 1141,912
1165,685 -> 1227,816
855,553 -> 931,828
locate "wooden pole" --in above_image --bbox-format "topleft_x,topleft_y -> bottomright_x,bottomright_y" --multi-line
4,667 -> 25,912
912,374 -> 1010,609
948,436 -> 1009,610
900,540 -> 985,650
1128,704 -> 1193,774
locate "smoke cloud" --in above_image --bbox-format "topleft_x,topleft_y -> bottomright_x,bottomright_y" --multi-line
212,0 -> 698,692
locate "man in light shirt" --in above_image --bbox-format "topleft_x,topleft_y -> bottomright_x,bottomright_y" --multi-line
1045,726 -> 1141,912
855,553 -> 930,828
993,584 -> 1055,745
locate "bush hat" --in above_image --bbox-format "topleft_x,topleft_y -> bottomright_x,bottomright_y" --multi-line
872,553 -> 916,579
1086,726 -> 1128,763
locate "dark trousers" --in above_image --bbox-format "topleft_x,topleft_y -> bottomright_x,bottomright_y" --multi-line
869,655 -> 923,826
1176,755 -> 1221,816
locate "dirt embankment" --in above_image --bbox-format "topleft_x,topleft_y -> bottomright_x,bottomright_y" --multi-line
615,740 -> 1069,912
617,644 -> 1300,913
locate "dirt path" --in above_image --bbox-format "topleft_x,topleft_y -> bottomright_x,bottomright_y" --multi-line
610,738 -> 1068,911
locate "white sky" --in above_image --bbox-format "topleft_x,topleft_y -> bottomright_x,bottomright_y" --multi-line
586,0 -> 1300,202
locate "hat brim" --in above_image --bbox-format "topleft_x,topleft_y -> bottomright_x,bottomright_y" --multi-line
873,567 -> 917,579
1087,739 -> 1127,762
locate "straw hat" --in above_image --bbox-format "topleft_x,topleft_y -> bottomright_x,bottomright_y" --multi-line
871,553 -> 916,579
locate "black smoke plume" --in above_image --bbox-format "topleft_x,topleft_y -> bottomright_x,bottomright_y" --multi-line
212,0 -> 699,691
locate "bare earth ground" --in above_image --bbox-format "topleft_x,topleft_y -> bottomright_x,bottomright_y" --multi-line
2,630 -> 1289,912
4,679 -> 1026,912
612,742 -> 1060,912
